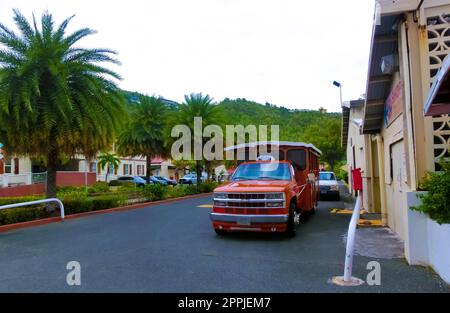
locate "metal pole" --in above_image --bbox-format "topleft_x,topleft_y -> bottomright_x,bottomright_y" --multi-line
343,196 -> 361,281
331,195 -> 364,286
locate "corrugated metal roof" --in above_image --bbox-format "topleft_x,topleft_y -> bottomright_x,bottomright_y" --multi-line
362,14 -> 402,134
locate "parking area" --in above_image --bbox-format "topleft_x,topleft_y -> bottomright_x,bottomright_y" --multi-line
0,183 -> 448,292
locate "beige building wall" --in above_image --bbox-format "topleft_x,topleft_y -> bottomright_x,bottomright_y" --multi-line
345,104 -> 376,212
364,3 -> 450,240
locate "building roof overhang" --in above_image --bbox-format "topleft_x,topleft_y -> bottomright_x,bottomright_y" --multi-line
424,55 -> 450,116
342,100 -> 364,148
362,13 -> 403,134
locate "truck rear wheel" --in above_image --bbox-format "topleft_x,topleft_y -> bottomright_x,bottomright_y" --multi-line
285,202 -> 297,238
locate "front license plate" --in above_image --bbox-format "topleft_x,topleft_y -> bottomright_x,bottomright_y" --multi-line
237,217 -> 251,226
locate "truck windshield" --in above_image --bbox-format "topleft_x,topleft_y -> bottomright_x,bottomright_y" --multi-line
232,163 -> 291,181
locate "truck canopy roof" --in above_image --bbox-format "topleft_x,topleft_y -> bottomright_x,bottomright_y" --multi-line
224,141 -> 322,156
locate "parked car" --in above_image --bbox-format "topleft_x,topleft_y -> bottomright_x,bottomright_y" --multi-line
139,176 -> 168,186
319,171 -> 340,200
179,173 -> 205,185
117,176 -> 148,187
154,176 -> 177,186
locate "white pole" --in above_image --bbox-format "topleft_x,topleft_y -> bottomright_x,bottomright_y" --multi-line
85,159 -> 88,193
343,196 -> 361,281
331,195 -> 364,286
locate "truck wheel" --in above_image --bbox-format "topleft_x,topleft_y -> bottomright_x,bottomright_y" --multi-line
285,202 -> 297,238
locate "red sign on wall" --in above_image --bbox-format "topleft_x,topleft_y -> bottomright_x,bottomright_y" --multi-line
384,80 -> 404,126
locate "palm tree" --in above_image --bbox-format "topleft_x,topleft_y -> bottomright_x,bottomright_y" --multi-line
0,10 -> 126,200
117,95 -> 168,184
165,93 -> 223,189
97,152 -> 121,182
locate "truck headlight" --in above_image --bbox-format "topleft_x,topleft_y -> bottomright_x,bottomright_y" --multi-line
214,193 -> 227,199
265,193 -> 285,200
214,201 -> 227,207
330,185 -> 339,191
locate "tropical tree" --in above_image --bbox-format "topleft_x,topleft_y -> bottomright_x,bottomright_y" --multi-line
165,93 -> 223,189
301,118 -> 344,169
0,10 -> 126,200
97,152 -> 120,182
117,95 -> 168,184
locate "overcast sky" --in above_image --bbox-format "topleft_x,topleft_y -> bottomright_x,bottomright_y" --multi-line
0,0 -> 375,112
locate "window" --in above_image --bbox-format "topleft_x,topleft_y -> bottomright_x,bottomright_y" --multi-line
319,172 -> 336,181
90,162 -> 97,173
123,164 -> 132,175
109,165 -> 115,175
4,158 -> 12,174
136,165 -> 145,176
287,149 -> 306,171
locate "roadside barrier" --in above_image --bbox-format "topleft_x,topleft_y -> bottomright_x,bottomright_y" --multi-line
332,196 -> 364,286
0,198 -> 65,220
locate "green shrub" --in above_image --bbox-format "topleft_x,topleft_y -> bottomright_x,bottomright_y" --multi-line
199,181 -> 219,193
143,184 -> 167,201
0,206 -> 49,225
57,189 -> 87,200
413,160 -> 450,224
0,195 -> 44,206
56,186 -> 85,193
109,180 -> 120,186
63,194 -> 126,214
88,182 -> 110,194
92,195 -> 127,210
118,182 -> 138,191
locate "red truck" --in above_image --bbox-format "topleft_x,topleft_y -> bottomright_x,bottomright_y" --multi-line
210,142 -> 321,237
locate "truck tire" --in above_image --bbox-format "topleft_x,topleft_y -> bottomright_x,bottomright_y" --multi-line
285,202 -> 297,238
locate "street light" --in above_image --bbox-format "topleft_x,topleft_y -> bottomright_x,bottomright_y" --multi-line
333,81 -> 343,107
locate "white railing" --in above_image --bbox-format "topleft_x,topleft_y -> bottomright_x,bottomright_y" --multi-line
332,196 -> 364,286
0,198 -> 65,220
0,172 -> 48,187
1,173 -> 31,187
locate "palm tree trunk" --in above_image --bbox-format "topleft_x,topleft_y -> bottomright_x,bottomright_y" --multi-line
146,155 -> 152,184
45,147 -> 58,212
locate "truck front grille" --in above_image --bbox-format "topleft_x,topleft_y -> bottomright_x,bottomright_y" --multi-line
214,193 -> 285,209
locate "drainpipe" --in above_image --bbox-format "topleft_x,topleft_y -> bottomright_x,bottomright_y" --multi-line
375,135 -> 388,226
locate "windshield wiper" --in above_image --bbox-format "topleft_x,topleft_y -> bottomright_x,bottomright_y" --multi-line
232,177 -> 256,181
258,176 -> 284,180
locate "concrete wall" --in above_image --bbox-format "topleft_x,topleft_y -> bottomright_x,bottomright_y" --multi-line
405,192 -> 450,284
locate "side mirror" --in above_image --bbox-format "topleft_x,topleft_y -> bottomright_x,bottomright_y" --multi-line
307,173 -> 316,183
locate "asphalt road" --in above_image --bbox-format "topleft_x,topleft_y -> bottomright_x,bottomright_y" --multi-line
0,184 -> 448,292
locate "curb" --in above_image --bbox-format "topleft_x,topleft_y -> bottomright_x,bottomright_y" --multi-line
0,192 -> 213,234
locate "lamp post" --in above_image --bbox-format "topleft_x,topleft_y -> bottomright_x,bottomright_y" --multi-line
333,81 -> 343,107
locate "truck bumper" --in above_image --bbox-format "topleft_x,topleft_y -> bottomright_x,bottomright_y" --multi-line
210,213 -> 289,224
